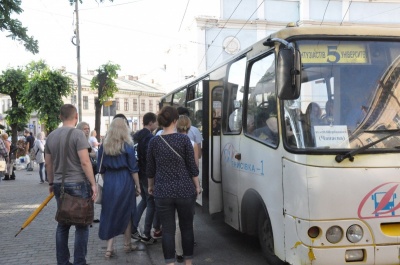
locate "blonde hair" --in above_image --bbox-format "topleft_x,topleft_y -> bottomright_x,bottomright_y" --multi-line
36,131 -> 45,140
176,115 -> 191,133
90,130 -> 97,137
102,118 -> 133,156
1,133 -> 8,140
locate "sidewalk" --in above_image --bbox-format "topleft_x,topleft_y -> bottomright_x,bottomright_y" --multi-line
0,165 -> 163,265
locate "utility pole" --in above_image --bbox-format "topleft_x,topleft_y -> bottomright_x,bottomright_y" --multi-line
75,0 -> 83,122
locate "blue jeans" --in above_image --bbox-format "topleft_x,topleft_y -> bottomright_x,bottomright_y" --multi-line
39,162 -> 48,182
155,196 -> 196,263
133,179 -> 156,237
54,181 -> 92,265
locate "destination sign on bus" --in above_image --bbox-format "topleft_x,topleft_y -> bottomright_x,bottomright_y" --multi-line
299,44 -> 368,64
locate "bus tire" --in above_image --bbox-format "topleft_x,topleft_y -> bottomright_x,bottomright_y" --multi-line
258,211 -> 290,265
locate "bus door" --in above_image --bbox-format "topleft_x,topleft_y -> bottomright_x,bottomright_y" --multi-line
203,80 -> 224,215
219,81 -> 244,229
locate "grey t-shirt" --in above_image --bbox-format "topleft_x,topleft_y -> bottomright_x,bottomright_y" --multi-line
45,127 -> 91,183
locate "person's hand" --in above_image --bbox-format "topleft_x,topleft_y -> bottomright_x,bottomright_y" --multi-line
148,186 -> 154,196
49,185 -> 54,194
135,186 -> 141,197
91,184 -> 98,201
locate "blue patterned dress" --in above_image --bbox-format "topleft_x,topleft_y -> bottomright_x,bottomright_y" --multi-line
98,143 -> 139,240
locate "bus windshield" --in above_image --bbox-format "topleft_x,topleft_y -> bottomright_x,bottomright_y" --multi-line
283,39 -> 400,151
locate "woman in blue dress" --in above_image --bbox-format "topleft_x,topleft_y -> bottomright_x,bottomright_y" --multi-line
97,118 -> 141,259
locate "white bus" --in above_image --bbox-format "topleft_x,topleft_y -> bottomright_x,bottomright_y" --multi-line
160,25 -> 400,265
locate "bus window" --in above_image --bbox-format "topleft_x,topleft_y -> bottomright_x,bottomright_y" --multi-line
187,82 -> 203,134
224,57 -> 246,134
160,93 -> 173,107
173,89 -> 187,108
246,54 -> 278,147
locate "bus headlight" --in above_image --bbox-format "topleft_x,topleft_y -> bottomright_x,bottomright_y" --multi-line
326,225 -> 343,244
346,224 -> 363,243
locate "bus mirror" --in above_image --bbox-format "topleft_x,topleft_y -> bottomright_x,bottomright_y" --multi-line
277,48 -> 301,100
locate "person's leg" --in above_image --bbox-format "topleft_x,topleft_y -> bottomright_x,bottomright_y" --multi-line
153,208 -> 162,238
176,197 -> 196,265
73,224 -> 89,265
39,162 -> 44,182
156,198 -> 176,264
142,181 -> 155,238
132,181 -> 146,236
175,210 -> 183,257
65,181 -> 91,265
105,238 -> 115,258
56,222 -> 72,265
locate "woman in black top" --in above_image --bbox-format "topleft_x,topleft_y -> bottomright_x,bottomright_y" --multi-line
147,106 -> 200,265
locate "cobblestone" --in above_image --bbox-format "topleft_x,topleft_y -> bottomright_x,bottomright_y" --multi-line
0,166 -> 163,265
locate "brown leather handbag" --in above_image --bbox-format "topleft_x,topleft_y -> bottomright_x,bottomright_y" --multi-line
55,128 -> 94,226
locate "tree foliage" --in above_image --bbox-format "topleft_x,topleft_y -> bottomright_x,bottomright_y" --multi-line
25,62 -> 74,133
0,68 -> 31,144
0,0 -> 39,54
90,62 -> 120,139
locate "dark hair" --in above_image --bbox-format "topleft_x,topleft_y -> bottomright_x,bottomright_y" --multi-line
60,104 -> 77,121
157,106 -> 179,127
113,113 -> 129,127
143,112 -> 157,126
177,106 -> 190,116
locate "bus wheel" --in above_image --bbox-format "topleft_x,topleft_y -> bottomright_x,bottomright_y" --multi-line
258,211 -> 289,265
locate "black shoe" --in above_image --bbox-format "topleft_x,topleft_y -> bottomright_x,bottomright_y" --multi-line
176,255 -> 184,263
2,175 -> 10,180
140,236 -> 157,245
93,219 -> 100,223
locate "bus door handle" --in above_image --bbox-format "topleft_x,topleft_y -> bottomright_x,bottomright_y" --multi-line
235,153 -> 241,160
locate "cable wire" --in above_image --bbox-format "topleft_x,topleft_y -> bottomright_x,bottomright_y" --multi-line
320,0 -> 331,25
178,0 -> 191,32
340,0 -> 353,25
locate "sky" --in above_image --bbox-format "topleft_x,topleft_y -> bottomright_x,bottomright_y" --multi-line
0,0 -> 219,76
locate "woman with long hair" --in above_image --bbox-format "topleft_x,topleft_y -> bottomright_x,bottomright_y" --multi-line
97,118 -> 141,259
147,106 -> 200,265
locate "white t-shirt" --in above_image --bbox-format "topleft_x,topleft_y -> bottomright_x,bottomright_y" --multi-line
88,136 -> 99,153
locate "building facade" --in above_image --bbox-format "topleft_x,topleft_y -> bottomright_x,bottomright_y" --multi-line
0,71 -> 165,136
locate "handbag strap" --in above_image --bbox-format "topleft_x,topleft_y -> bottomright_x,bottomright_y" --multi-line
96,150 -> 104,183
160,135 -> 184,161
60,128 -> 75,194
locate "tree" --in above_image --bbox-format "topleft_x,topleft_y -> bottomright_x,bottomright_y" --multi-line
0,68 -> 31,144
25,62 -> 74,133
0,0 -> 39,54
90,62 -> 120,139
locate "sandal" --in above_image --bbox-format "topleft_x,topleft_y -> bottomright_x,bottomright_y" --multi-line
104,250 -> 114,259
124,243 -> 137,253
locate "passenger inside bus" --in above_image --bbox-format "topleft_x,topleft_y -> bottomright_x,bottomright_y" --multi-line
303,102 -> 324,147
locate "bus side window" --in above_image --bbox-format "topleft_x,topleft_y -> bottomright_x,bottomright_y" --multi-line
224,57 -> 246,134
245,53 -> 277,146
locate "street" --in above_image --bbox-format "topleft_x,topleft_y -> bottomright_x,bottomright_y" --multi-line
0,165 -> 266,265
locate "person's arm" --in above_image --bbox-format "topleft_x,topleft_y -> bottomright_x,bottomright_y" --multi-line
132,172 -> 141,196
77,149 -> 97,201
45,153 -> 54,194
148,177 -> 154,196
193,144 -> 199,168
192,176 -> 201,196
25,141 -> 30,155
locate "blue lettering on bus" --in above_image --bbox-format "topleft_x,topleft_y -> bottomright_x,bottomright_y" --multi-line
222,143 -> 264,175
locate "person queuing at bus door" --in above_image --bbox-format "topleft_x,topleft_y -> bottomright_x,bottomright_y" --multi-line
131,112 -> 159,244
45,104 -> 97,265
24,129 -> 35,171
177,107 -> 203,159
89,129 -> 101,154
175,114 -> 200,263
97,117 -> 141,259
147,106 -> 200,265
77,121 -> 100,223
33,131 -> 47,184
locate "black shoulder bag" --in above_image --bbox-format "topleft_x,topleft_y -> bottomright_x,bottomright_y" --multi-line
55,128 -> 94,226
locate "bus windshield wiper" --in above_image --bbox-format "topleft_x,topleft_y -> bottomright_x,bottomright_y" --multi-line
335,129 -> 400,163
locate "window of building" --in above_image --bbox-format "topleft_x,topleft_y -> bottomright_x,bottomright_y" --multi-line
149,100 -> 153,112
124,98 -> 129,111
133,99 -> 138,111
83,96 -> 89,110
141,99 -> 145,111
116,98 -> 120,110
156,101 -> 160,112
71,95 -> 77,105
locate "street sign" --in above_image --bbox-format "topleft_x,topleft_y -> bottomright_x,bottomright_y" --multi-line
104,101 -> 113,107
